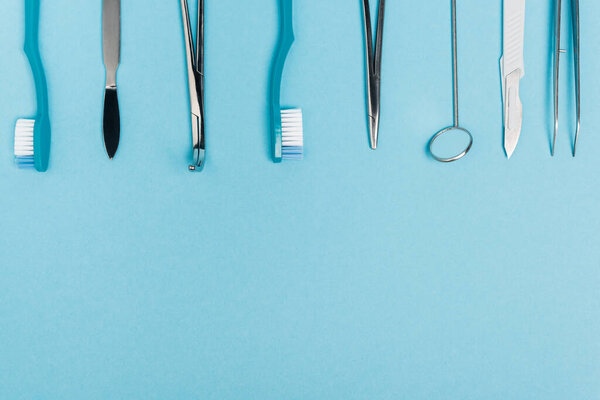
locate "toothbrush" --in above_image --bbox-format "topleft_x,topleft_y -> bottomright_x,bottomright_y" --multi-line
14,0 -> 50,171
270,0 -> 303,162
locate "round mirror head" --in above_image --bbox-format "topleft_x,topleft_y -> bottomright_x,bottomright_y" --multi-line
428,126 -> 473,163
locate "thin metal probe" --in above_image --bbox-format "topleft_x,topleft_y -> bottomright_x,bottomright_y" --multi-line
553,0 -> 561,157
572,0 -> 580,157
452,0 -> 459,126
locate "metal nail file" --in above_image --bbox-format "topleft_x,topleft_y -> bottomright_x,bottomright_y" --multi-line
102,0 -> 121,159
501,0 -> 525,159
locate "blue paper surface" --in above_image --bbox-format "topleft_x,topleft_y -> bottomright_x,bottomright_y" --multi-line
0,1 -> 598,399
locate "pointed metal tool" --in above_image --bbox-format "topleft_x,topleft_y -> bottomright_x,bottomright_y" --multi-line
181,0 -> 205,171
501,0 -> 525,159
361,0 -> 385,150
102,0 -> 121,159
553,0 -> 580,157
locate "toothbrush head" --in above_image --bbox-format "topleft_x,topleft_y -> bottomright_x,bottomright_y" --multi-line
14,119 -> 36,169
280,108 -> 303,160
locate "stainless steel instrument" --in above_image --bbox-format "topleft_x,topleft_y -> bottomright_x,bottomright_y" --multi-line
181,0 -> 205,171
361,0 -> 385,150
553,0 -> 580,156
501,0 -> 526,159
428,0 -> 473,163
102,0 -> 121,159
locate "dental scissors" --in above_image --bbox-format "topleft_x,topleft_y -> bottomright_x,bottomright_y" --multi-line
181,0 -> 205,171
362,0 -> 385,150
553,0 -> 580,156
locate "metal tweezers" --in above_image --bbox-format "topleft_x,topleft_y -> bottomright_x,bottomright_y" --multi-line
181,0 -> 205,171
362,0 -> 385,150
553,0 -> 580,156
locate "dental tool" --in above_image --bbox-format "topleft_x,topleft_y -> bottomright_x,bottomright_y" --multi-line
361,0 -> 385,150
102,0 -> 121,159
428,0 -> 473,163
501,0 -> 526,159
181,0 -> 206,171
553,0 -> 580,156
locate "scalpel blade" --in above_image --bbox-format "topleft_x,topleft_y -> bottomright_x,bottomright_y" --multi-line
501,0 -> 525,159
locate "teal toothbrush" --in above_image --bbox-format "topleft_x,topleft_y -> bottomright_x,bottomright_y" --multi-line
14,0 -> 50,171
270,0 -> 303,162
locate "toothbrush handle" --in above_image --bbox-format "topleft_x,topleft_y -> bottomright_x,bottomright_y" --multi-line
24,0 -> 48,118
24,0 -> 50,171
270,0 -> 295,162
279,0 -> 294,40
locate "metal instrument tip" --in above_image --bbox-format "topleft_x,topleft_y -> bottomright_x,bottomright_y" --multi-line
504,132 -> 519,160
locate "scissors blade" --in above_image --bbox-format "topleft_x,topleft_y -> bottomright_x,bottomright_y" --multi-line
501,0 -> 525,159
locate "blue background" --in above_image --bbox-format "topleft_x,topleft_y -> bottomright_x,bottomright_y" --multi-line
0,0 -> 598,399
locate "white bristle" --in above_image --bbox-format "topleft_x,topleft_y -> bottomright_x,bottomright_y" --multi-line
14,119 -> 35,169
281,108 -> 303,160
